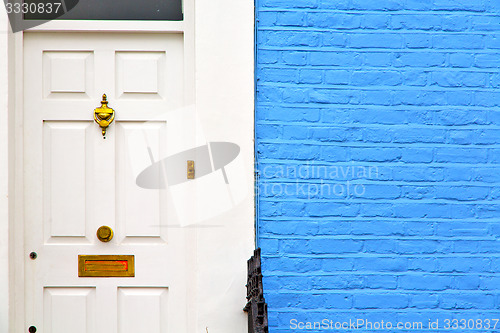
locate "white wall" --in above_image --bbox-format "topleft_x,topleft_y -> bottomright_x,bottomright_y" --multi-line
0,8 -> 10,332
194,0 -> 255,332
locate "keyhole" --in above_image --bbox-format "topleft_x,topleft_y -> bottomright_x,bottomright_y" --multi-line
28,326 -> 36,333
29,252 -> 37,260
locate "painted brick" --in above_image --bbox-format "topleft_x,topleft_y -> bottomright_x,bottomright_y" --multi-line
261,30 -> 321,47
351,70 -> 401,86
405,34 -> 432,48
324,70 -> 350,85
401,148 -> 433,163
431,71 -> 488,87
321,258 -> 354,272
260,68 -> 298,83
439,294 -> 495,309
299,69 -> 323,84
258,50 -> 279,64
433,0 -> 486,12
475,54 -> 500,68
309,52 -> 362,66
410,294 -> 439,309
353,294 -> 409,309
408,258 -> 438,272
256,0 -> 500,329
437,257 -> 490,273
260,0 -> 318,9
405,222 -> 435,236
393,166 -> 444,182
434,186 -> 490,201
472,16 -> 500,31
454,275 -> 481,290
313,275 -> 360,290
360,14 -> 390,30
317,0 -> 350,10
401,186 -> 435,199
449,53 -> 474,67
441,15 -> 470,31
399,275 -> 453,291
363,240 -> 397,253
354,258 -> 407,272
306,202 -> 359,217
406,110 -> 435,124
434,147 -> 488,163
258,13 -> 276,27
436,221 -> 489,237
392,128 -> 446,143
351,221 -> 405,235
276,12 -> 305,27
362,52 -> 392,67
281,51 -> 308,65
405,0 -> 433,11
361,185 -> 401,199
402,70 -> 428,86
310,239 -> 363,254
350,33 -> 403,49
391,15 -> 441,30
397,240 -> 453,253
433,34 -> 484,49
486,35 -> 500,49
322,294 -> 352,309
351,0 -> 403,11
321,32 -> 348,47
394,52 -> 446,67
350,147 -> 401,162
306,13 -> 360,29
435,110 -> 488,125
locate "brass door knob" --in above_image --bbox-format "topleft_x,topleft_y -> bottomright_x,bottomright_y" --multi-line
96,226 -> 113,242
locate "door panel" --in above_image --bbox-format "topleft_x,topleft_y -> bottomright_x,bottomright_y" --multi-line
116,52 -> 166,97
43,121 -> 92,241
43,51 -> 94,99
117,288 -> 168,333
24,32 -> 189,332
115,121 -> 168,241
43,288 -> 96,333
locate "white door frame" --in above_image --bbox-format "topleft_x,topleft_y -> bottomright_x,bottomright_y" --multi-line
4,0 -> 255,331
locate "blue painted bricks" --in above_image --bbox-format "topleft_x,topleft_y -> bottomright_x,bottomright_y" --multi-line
255,0 -> 500,331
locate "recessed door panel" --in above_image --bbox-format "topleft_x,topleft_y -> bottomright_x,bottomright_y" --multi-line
43,287 -> 96,333
43,121 -> 91,241
43,51 -> 94,99
116,121 -> 167,241
116,52 -> 165,97
117,288 -> 168,333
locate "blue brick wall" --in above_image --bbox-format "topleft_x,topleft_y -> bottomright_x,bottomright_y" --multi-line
255,0 -> 500,331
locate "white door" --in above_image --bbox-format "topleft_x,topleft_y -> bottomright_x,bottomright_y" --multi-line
23,32 -> 193,333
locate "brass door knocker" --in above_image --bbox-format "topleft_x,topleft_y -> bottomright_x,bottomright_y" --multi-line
94,94 -> 115,138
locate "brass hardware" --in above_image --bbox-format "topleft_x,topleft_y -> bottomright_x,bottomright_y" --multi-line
93,94 -> 115,138
78,255 -> 135,277
187,160 -> 195,179
29,252 -> 37,260
28,326 -> 37,333
96,225 -> 113,242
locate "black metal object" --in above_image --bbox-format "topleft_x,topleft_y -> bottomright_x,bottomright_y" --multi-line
244,248 -> 268,333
